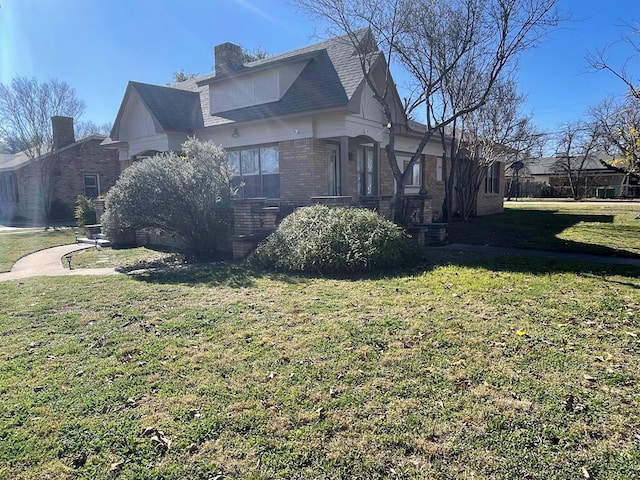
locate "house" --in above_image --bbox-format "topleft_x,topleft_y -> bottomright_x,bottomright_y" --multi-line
505,154 -> 636,199
103,30 -> 504,225
0,116 -> 121,224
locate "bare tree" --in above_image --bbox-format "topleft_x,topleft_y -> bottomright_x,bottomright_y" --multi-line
451,79 -> 541,218
587,22 -> 640,192
296,0 -> 561,223
590,96 -> 640,188
0,76 -> 86,221
75,120 -> 113,138
552,120 -> 600,199
587,21 -> 640,101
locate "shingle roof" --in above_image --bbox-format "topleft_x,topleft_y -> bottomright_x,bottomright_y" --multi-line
170,29 -> 378,127
0,136 -> 106,172
129,81 -> 204,132
522,154 -> 615,176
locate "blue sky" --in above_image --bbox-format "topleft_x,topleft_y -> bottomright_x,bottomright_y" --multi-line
1,0 -> 639,135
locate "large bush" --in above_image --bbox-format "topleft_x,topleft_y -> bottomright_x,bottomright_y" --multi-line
102,138 -> 233,259
249,205 -> 420,273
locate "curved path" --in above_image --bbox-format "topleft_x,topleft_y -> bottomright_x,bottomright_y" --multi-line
0,243 -> 119,282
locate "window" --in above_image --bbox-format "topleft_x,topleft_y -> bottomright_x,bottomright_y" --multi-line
83,174 -> 100,198
402,157 -> 422,187
357,147 -> 377,196
0,172 -> 19,203
485,163 -> 500,194
228,145 -> 280,199
436,158 -> 443,182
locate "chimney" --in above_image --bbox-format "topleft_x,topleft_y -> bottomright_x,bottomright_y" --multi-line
51,116 -> 75,149
214,42 -> 244,76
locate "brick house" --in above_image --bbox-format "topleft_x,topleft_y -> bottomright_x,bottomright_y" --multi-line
0,116 -> 120,224
102,30 -> 504,235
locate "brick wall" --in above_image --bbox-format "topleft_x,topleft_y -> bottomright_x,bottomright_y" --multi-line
50,139 -> 121,220
423,154 -> 446,221
476,163 -> 505,216
279,138 -> 329,208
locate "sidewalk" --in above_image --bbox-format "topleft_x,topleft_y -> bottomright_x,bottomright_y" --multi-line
443,243 -> 640,267
0,243 -> 119,282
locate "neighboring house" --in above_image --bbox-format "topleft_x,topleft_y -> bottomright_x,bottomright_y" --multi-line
505,154 -> 636,198
0,116 -> 121,224
103,30 -> 504,224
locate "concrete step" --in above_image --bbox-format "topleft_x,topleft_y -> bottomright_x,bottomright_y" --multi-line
77,237 -> 111,247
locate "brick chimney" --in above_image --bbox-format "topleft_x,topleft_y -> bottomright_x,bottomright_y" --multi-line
51,116 -> 75,149
214,42 -> 244,76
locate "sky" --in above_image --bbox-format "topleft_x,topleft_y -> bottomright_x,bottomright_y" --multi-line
1,0 -> 639,137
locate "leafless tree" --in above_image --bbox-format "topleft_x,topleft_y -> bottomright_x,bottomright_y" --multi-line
451,79 -> 542,218
590,96 -> 640,187
551,120 -> 600,199
75,120 -> 113,139
296,0 -> 561,223
0,76 -> 85,222
587,21 -> 640,101
587,22 -> 640,191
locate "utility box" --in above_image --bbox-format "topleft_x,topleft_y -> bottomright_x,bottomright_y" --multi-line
596,187 -> 615,199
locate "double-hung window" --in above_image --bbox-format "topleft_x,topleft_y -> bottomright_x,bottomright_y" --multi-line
0,172 -> 19,203
485,163 -> 500,194
228,146 -> 280,199
84,174 -> 100,198
402,155 -> 422,188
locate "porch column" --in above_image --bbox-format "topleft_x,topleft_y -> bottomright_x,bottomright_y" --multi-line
340,136 -> 350,196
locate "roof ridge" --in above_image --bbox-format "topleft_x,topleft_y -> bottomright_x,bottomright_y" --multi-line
191,28 -> 373,84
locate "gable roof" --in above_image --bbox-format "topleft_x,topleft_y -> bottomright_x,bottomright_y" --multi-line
109,81 -> 204,139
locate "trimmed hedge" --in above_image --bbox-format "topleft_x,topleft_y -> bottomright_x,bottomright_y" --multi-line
249,205 -> 421,273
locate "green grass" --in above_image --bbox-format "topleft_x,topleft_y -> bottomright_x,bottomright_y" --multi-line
64,246 -> 183,271
0,228 -> 76,272
448,202 -> 640,258
0,254 -> 639,479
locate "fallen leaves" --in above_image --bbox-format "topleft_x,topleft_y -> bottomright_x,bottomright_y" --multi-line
142,427 -> 172,454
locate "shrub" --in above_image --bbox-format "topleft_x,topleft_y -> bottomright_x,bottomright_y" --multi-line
249,205 -> 421,273
102,138 -> 234,259
74,195 -> 96,227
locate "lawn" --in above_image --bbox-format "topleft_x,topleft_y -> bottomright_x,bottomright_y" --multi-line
0,228 -> 76,272
448,201 -> 640,258
1,203 -> 640,478
0,253 -> 639,479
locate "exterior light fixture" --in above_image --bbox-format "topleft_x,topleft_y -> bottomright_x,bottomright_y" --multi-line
64,254 -> 73,270
231,128 -> 239,138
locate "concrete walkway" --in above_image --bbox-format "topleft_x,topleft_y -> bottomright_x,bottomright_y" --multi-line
0,243 -> 119,282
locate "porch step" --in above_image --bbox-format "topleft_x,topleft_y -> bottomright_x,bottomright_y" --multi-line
77,237 -> 111,247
